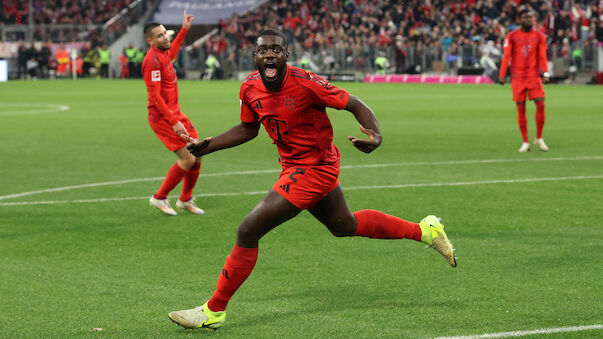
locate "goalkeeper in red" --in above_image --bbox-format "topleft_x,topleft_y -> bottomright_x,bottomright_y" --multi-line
167,29 -> 457,330
142,11 -> 205,216
499,9 -> 550,153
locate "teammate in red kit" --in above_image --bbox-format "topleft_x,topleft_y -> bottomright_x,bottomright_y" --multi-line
142,11 -> 205,216
167,29 -> 457,330
499,9 -> 550,153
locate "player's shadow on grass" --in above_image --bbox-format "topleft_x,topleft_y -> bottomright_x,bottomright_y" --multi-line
227,286 -> 461,330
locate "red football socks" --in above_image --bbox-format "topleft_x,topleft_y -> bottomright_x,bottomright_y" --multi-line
154,162 -> 187,200
207,245 -> 258,312
535,100 -> 546,139
180,161 -> 201,202
353,209 -> 422,241
516,102 -> 528,143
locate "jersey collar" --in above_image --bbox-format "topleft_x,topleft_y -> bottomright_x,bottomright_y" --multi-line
151,45 -> 167,54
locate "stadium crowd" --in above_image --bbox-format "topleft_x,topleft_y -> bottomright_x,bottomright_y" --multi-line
204,0 -> 602,76
0,0 -> 134,25
0,0 -> 139,43
3,0 -> 603,79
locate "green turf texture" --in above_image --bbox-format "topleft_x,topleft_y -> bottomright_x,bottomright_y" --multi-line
0,80 -> 601,338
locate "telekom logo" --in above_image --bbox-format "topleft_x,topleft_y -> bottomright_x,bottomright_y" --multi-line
265,117 -> 287,142
522,44 -> 532,57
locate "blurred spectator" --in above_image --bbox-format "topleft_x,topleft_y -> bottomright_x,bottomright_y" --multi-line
17,41 -> 28,79
26,43 -> 39,78
298,52 -> 319,72
202,54 -> 222,80
135,48 -> 145,78
125,43 -> 137,78
26,55 -> 38,79
98,44 -> 110,78
394,35 -> 407,73
119,48 -> 129,79
480,50 -> 498,81
82,43 -> 97,78
37,41 -> 52,78
374,51 -> 390,74
55,44 -> 69,78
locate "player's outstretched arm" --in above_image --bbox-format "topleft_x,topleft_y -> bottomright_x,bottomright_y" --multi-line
345,95 -> 382,153
187,121 -> 260,157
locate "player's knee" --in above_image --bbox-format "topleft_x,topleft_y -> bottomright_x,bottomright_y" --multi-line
326,215 -> 356,237
177,155 -> 196,170
236,222 -> 260,244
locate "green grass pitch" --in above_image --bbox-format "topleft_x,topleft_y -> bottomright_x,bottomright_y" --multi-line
0,79 -> 601,338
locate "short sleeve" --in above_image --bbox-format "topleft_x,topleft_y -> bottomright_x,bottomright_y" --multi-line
306,73 -> 350,110
239,85 -> 259,123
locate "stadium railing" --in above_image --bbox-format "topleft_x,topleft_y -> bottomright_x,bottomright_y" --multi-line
182,39 -> 600,83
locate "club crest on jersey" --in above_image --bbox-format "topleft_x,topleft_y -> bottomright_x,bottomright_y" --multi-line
283,95 -> 297,110
151,70 -> 161,82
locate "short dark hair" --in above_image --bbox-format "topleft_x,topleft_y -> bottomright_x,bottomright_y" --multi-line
144,22 -> 162,38
519,8 -> 532,17
256,29 -> 288,48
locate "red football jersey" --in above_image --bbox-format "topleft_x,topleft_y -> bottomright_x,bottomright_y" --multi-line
240,65 -> 350,167
142,28 -> 188,126
499,29 -> 548,80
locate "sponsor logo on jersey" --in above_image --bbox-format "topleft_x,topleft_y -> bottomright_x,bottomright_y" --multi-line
151,70 -> 161,82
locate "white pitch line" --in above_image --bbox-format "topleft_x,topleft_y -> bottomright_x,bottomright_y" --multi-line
1,155 -> 601,201
433,324 -> 602,339
1,174 -> 601,207
0,103 -> 70,116
342,175 -> 603,191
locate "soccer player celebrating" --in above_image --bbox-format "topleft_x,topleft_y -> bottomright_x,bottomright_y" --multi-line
499,9 -> 550,153
142,11 -> 205,216
168,29 -> 457,330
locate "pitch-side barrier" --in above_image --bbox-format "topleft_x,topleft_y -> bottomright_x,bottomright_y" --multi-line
364,74 -> 494,84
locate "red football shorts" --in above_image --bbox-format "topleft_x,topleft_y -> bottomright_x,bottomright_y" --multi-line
272,164 -> 340,210
511,78 -> 545,102
149,116 -> 198,151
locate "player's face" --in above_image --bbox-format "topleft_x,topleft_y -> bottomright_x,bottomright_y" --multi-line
520,12 -> 533,30
255,35 -> 289,90
148,25 -> 171,51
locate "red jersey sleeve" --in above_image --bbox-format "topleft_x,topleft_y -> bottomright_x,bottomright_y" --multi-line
239,84 -> 259,123
305,72 -> 350,110
499,33 -> 512,80
167,28 -> 188,61
142,53 -> 180,126
538,32 -> 549,73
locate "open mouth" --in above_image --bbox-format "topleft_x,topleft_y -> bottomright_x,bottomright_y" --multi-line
264,63 -> 277,79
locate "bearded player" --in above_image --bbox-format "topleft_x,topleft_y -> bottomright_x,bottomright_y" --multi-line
167,29 -> 457,330
142,11 -> 205,216
500,9 -> 550,153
